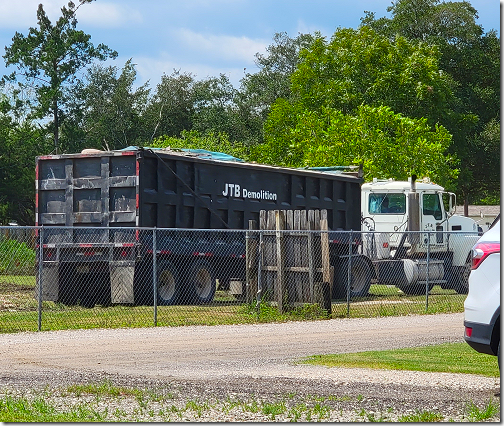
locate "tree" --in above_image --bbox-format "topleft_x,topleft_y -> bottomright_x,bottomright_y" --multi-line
290,27 -> 454,125
191,74 -> 238,137
65,60 -> 150,152
361,0 -> 500,206
0,91 -> 49,224
3,0 -> 117,153
143,70 -> 196,141
239,32 -> 315,117
236,32 -> 315,144
257,27 -> 458,186
255,103 -> 455,186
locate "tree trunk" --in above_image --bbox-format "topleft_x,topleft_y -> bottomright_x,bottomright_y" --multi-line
464,194 -> 469,217
53,100 -> 59,154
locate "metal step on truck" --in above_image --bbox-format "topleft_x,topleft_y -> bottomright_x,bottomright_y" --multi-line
35,147 -> 478,307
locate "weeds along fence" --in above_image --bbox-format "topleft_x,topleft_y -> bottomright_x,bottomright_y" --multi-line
0,225 -> 479,333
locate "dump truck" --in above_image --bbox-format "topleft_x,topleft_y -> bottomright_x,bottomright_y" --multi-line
35,147 -> 477,307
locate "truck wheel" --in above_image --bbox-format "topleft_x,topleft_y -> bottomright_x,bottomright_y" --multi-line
186,260 -> 216,304
157,261 -> 180,305
452,255 -> 471,294
398,282 -> 434,295
333,257 -> 371,299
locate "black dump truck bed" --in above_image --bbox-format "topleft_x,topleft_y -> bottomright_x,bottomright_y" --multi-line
35,147 -> 363,307
36,147 -> 362,234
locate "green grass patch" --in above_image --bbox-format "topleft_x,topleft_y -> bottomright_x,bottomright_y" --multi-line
0,395 -> 108,422
0,278 -> 465,333
301,342 -> 500,377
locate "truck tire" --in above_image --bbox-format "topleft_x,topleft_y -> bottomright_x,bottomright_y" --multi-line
333,256 -> 371,299
185,260 -> 216,304
452,255 -> 471,294
58,263 -> 79,306
157,261 -> 180,305
398,282 -> 434,295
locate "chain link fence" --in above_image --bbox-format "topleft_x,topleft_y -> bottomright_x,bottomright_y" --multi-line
0,226 -> 480,333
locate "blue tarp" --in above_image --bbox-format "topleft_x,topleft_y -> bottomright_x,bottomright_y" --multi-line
120,146 -> 244,162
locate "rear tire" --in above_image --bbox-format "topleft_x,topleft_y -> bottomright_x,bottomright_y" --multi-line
157,261 -> 180,305
452,255 -> 471,294
186,260 -> 216,304
333,256 -> 371,299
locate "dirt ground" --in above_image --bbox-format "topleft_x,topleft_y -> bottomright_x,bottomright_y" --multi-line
0,312 -> 499,421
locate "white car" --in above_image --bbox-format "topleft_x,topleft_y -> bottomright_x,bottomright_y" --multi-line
464,215 -> 500,361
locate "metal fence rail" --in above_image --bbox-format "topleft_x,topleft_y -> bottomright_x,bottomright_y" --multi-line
0,226 -> 479,333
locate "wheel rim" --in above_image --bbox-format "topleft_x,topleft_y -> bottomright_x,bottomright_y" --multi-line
159,269 -> 176,301
194,268 -> 212,298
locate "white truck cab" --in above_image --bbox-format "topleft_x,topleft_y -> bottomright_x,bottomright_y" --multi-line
359,176 -> 479,294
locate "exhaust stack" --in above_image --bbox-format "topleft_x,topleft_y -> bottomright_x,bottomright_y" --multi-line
407,174 -> 420,247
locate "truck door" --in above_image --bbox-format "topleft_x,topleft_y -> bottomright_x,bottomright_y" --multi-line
366,192 -> 407,247
421,192 -> 447,249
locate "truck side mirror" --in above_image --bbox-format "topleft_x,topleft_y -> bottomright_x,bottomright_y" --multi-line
443,192 -> 456,216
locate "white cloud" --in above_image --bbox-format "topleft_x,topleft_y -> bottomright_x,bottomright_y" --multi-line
0,0 -> 141,28
0,0 -> 60,27
176,29 -> 267,63
132,55 -> 250,89
77,2 -> 143,28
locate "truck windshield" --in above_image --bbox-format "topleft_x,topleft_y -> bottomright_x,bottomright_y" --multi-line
369,193 -> 406,214
423,193 -> 443,220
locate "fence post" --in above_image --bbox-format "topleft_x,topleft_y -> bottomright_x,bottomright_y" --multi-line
246,221 -> 258,304
275,211 -> 286,313
153,228 -> 158,326
37,227 -> 43,332
256,232 -> 263,320
426,231 -> 430,312
347,230 -> 352,317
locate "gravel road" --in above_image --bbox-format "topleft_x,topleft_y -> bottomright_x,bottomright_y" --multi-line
0,312 -> 500,421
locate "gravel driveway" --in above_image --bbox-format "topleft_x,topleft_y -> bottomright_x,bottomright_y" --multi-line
0,312 -> 499,421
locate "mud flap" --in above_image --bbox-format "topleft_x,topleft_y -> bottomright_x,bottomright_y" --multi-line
110,263 -> 135,304
35,263 -> 59,302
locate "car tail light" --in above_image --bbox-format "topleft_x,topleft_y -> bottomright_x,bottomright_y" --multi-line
465,326 -> 473,338
471,242 -> 500,270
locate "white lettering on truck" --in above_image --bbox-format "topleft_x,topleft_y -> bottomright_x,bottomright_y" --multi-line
222,183 -> 277,201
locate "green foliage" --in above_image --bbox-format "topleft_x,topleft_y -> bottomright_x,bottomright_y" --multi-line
0,98 -> 47,224
2,0 -> 117,152
254,26 -> 459,186
144,70 -> 197,140
361,0 -> 500,203
64,59 -> 150,152
291,27 -> 454,124
151,130 -> 251,160
0,239 -> 35,275
257,103 -> 456,186
398,409 -> 444,422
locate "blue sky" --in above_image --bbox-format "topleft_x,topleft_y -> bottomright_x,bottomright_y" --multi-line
0,0 -> 500,89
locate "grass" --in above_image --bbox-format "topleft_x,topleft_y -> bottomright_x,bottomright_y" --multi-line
466,399 -> 500,421
301,342 -> 500,377
0,274 -> 466,333
0,382 -> 499,422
